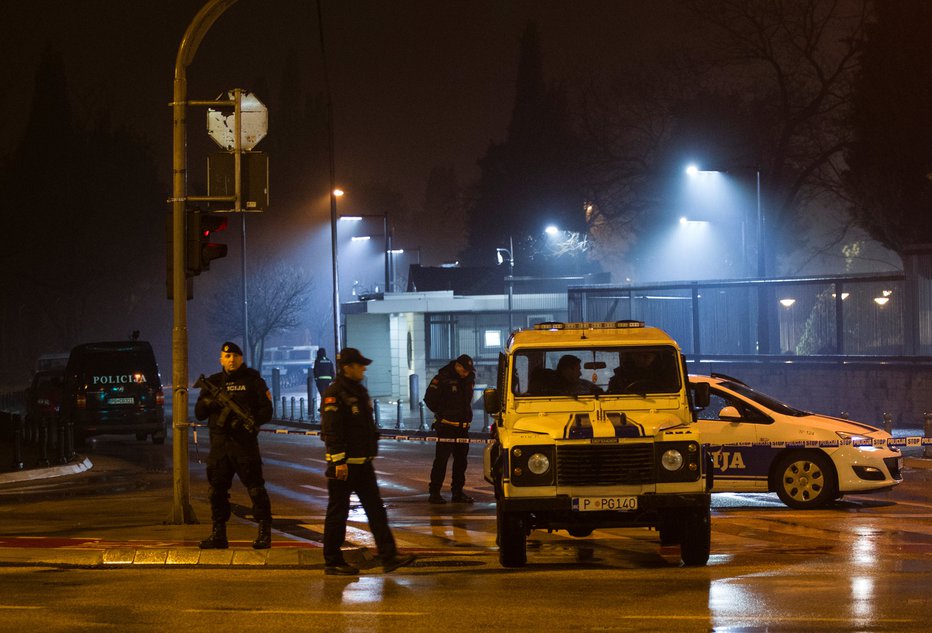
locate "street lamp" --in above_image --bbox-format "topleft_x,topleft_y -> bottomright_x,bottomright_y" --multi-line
330,188 -> 343,354
684,164 -> 763,278
497,237 -> 515,334
338,213 -> 391,293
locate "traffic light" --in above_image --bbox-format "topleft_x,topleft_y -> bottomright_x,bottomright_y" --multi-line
186,208 -> 229,276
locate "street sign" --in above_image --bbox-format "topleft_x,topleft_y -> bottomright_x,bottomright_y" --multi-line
207,90 -> 268,151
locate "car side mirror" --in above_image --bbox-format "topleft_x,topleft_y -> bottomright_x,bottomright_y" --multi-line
718,406 -> 742,421
483,387 -> 500,415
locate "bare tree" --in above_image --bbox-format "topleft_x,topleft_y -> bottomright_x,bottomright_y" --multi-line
206,259 -> 315,372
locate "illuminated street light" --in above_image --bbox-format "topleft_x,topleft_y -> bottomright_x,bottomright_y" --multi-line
545,225 -> 560,236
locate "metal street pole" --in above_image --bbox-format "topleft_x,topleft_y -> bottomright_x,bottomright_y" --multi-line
169,0 -> 239,525
383,213 -> 390,293
317,0 -> 341,355
507,236 -> 515,334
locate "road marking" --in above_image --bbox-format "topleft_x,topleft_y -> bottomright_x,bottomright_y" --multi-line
184,608 -> 426,616
299,484 -> 328,494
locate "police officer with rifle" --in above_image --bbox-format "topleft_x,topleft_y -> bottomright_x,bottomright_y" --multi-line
195,341 -> 274,550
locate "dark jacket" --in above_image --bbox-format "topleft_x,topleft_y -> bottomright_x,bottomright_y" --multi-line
313,356 -> 334,382
321,374 -> 379,471
194,365 -> 272,441
424,361 -> 475,423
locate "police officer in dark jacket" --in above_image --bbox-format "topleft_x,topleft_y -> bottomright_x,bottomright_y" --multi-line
425,354 -> 476,504
195,341 -> 274,550
313,347 -> 335,406
321,347 -> 416,575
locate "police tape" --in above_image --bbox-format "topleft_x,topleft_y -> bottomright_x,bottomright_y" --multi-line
187,423 -> 493,445
186,422 -> 932,448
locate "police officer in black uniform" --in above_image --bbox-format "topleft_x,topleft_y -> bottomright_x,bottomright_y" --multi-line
195,341 -> 274,550
425,354 -> 476,504
313,347 -> 335,407
321,347 -> 416,575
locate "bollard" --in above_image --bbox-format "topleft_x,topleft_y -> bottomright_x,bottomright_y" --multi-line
58,422 -> 67,464
11,413 -> 24,471
374,399 -> 381,428
281,396 -> 287,420
882,412 -> 893,435
299,397 -> 305,421
290,396 -> 296,420
396,399 -> 403,430
419,401 -> 426,431
64,419 -> 75,462
924,412 -> 932,459
37,416 -> 50,467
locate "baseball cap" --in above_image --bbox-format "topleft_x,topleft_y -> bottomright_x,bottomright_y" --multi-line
455,354 -> 474,372
338,347 -> 373,366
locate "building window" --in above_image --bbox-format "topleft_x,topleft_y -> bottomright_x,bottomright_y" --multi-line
484,329 -> 502,348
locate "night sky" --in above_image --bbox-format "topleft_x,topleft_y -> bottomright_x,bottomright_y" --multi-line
0,0 -> 688,208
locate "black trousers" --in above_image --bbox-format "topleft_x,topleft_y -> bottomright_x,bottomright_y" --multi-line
206,436 -> 271,523
323,461 -> 398,566
429,425 -> 470,495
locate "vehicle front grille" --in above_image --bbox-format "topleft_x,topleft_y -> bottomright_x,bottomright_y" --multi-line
556,443 -> 654,485
883,456 -> 903,480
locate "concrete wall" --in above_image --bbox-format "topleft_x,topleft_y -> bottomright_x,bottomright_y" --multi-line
690,359 -> 932,429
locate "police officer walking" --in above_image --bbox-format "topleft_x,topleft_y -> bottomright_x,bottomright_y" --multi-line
195,341 -> 274,550
321,347 -> 416,575
313,347 -> 335,408
425,354 -> 476,504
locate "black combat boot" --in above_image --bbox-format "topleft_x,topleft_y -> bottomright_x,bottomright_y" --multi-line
253,520 -> 272,550
199,522 -> 228,549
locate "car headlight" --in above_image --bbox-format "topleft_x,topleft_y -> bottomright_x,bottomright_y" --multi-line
527,452 -> 550,475
660,449 -> 684,471
836,431 -> 879,451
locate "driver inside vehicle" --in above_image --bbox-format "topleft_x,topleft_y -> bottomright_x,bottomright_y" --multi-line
608,350 -> 664,393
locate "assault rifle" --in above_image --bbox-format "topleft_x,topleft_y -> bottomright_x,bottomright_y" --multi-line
194,374 -> 258,433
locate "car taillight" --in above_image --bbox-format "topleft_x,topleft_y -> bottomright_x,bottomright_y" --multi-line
156,390 -> 165,406
76,394 -> 86,409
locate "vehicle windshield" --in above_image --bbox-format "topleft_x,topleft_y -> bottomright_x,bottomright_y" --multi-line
719,380 -> 809,417
512,346 -> 681,397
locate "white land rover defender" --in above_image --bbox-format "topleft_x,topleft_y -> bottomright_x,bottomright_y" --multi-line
482,321 -> 712,568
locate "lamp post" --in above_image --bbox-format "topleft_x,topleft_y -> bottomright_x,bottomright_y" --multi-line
340,213 -> 391,292
330,189 -> 343,354
497,236 -> 515,334
388,247 -> 420,291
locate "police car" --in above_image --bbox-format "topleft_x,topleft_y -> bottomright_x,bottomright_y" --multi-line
692,373 -> 903,509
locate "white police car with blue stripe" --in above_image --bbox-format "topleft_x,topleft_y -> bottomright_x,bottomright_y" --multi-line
692,373 -> 903,509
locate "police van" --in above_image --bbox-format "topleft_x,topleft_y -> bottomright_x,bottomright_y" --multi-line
59,340 -> 166,445
482,321 -> 712,568
693,373 -> 903,508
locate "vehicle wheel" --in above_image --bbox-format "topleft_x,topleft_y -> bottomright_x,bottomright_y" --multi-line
497,507 -> 527,568
679,507 -> 711,566
773,451 -> 837,509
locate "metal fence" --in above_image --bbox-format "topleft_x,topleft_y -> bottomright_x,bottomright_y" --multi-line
568,273 -> 918,357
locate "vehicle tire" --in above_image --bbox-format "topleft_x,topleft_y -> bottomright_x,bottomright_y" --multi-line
679,507 -> 711,566
773,451 -> 837,509
497,507 -> 527,568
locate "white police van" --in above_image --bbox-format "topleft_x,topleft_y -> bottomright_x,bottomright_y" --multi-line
483,321 -> 712,568
692,373 -> 903,509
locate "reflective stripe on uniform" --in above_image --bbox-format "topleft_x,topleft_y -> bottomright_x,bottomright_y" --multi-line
439,419 -> 469,428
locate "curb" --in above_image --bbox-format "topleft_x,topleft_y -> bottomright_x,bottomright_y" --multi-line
0,456 -> 93,485
904,456 -> 932,470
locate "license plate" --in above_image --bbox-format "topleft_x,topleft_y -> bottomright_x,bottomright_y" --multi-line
108,397 -> 135,405
572,496 -> 638,512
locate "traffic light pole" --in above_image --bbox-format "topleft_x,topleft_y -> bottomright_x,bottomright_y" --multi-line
169,0 -> 239,525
